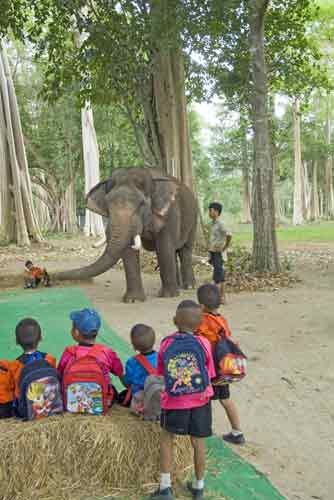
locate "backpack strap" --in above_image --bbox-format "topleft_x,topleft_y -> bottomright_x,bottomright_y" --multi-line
17,352 -> 46,365
134,354 -> 158,376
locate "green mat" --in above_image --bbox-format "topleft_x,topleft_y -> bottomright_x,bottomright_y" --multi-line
0,288 -> 285,500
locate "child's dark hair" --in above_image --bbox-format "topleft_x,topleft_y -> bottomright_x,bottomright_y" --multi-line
175,300 -> 202,332
25,260 -> 33,267
209,202 -> 222,215
197,284 -> 221,310
16,318 -> 41,350
131,324 -> 155,353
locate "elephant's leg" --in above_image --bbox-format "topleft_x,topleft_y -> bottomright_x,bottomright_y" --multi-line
156,230 -> 179,298
176,251 -> 183,288
122,248 -> 146,303
178,245 -> 195,289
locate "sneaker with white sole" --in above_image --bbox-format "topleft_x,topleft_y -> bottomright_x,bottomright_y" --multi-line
223,432 -> 246,445
187,481 -> 205,499
149,487 -> 175,500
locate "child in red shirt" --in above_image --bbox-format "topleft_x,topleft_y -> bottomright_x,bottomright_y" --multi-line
150,300 -> 215,500
58,308 -> 123,406
196,284 -> 245,445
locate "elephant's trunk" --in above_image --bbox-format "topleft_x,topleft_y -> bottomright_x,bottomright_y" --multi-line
54,224 -> 130,281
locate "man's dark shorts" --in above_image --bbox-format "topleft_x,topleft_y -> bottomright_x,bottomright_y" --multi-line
160,401 -> 212,438
209,251 -> 225,283
211,384 -> 230,401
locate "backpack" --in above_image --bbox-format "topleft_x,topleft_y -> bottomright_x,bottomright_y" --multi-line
129,354 -> 164,421
162,333 -> 209,397
0,361 -> 14,419
17,352 -> 63,420
213,336 -> 247,385
196,312 -> 232,348
62,345 -> 109,416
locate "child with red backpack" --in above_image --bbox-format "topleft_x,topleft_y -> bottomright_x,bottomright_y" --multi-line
196,284 -> 246,445
150,300 -> 215,500
58,308 -> 123,415
121,324 -> 163,421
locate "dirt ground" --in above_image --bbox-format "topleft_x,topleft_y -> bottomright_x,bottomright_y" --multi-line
1,237 -> 333,500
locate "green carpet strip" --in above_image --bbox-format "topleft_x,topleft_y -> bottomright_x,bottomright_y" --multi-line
0,288 -> 285,499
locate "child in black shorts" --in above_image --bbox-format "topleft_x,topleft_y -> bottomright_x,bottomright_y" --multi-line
208,202 -> 232,304
150,300 -> 215,500
196,284 -> 245,445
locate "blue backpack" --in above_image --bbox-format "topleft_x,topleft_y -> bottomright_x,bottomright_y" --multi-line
17,352 -> 63,420
162,333 -> 209,396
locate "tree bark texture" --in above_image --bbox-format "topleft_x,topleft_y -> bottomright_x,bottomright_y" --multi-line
324,93 -> 334,219
310,161 -> 320,220
249,0 -> 280,272
0,43 -> 43,245
143,0 -> 195,191
292,98 -> 304,225
240,117 -> 252,223
81,104 -> 104,237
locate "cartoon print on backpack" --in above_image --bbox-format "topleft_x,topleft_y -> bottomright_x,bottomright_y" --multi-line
163,334 -> 209,396
67,382 -> 104,415
18,353 -> 63,420
27,378 -> 63,419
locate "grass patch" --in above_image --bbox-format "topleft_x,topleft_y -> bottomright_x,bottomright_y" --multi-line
232,221 -> 334,244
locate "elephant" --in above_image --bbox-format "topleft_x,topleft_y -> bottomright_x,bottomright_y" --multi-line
55,167 -> 198,302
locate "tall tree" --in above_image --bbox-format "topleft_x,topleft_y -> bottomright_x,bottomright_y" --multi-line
249,0 -> 280,272
0,42 -> 42,245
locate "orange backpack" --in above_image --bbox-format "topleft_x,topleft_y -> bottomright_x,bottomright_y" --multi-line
196,312 -> 232,350
0,360 -> 14,418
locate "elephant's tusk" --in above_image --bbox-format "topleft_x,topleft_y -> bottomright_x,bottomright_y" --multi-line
131,234 -> 142,251
92,235 -> 107,248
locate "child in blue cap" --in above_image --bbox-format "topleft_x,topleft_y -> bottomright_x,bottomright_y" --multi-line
58,308 -> 123,407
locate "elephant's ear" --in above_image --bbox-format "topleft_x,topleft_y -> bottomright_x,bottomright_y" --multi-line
86,179 -> 112,217
151,177 -> 179,231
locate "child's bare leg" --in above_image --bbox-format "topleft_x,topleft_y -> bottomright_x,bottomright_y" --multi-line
220,398 -> 241,431
219,282 -> 226,304
190,436 -> 206,480
220,398 -> 245,444
160,429 -> 174,473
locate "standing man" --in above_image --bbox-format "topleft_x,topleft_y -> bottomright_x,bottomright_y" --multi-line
208,202 -> 232,305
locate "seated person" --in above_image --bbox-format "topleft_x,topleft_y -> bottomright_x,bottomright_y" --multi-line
24,260 -> 50,289
0,360 -> 14,418
58,308 -> 124,409
11,318 -> 59,419
122,324 -> 158,397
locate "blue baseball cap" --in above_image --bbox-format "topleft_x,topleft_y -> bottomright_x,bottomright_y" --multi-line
70,308 -> 101,336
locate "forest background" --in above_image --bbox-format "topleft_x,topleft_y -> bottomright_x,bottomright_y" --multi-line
1,0 -> 334,270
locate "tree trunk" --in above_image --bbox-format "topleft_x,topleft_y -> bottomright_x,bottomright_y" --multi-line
302,161 -> 310,221
249,0 -> 280,272
81,103 -> 104,237
0,43 -> 43,245
310,160 -> 320,220
240,116 -> 252,223
292,98 -> 304,225
144,0 -> 195,191
324,93 -> 334,219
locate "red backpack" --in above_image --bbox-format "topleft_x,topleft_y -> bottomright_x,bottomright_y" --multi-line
62,345 -> 109,416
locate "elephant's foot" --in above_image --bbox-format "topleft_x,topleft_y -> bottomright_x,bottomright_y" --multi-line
158,286 -> 179,298
123,289 -> 146,303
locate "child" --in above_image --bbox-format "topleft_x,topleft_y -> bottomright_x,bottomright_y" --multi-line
24,260 -> 51,289
196,284 -> 245,445
122,323 -> 158,397
0,360 -> 14,418
11,318 -> 60,418
58,308 -> 123,408
150,300 -> 215,500
208,202 -> 232,304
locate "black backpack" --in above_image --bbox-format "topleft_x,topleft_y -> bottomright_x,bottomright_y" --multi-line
17,352 -> 63,420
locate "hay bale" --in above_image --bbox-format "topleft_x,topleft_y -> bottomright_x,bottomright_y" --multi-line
0,406 -> 192,500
